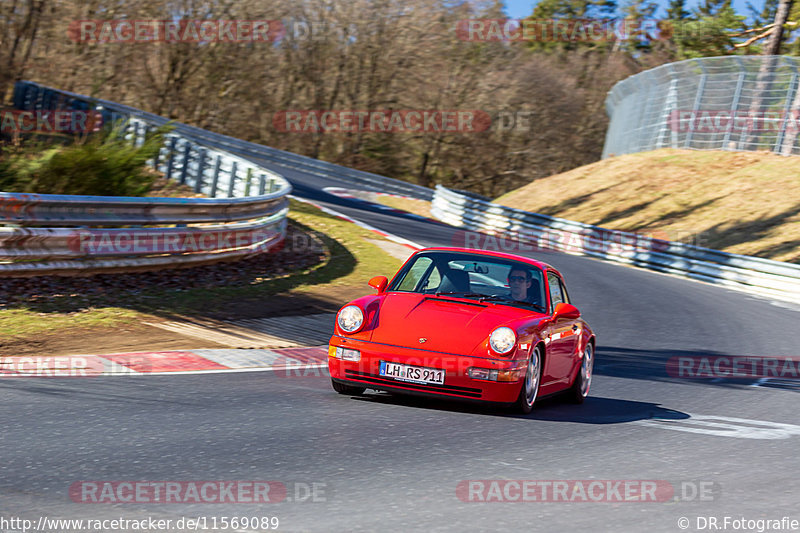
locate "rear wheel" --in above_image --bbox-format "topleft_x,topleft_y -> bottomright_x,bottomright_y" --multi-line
513,346 -> 542,414
331,379 -> 366,396
567,342 -> 593,404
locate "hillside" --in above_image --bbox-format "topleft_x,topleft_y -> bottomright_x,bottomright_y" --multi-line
495,149 -> 800,263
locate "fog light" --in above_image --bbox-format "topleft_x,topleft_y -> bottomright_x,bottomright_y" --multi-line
468,367 -> 522,381
468,367 -> 498,381
330,346 -> 361,362
496,369 -> 522,382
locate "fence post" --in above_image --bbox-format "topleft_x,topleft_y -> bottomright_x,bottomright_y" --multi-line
244,168 -> 253,196
228,162 -> 238,198
259,174 -> 267,195
722,57 -> 745,150
179,142 -> 192,185
164,137 -> 178,180
775,59 -> 799,154
684,60 -> 707,149
210,155 -> 222,198
194,149 -> 207,193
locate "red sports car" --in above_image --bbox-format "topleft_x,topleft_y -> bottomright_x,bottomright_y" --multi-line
328,247 -> 596,413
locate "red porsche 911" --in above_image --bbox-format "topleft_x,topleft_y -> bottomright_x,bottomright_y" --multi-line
328,247 -> 596,413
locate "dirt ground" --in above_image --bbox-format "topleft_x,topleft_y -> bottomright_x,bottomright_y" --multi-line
0,284 -> 369,357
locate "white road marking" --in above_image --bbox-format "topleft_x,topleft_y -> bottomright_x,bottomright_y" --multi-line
635,414 -> 800,439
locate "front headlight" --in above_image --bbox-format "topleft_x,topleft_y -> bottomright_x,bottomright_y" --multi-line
337,305 -> 364,333
489,327 -> 517,354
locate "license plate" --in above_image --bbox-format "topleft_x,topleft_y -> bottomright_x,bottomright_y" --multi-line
379,361 -> 445,385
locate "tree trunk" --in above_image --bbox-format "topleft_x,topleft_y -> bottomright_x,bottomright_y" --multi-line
764,0 -> 794,55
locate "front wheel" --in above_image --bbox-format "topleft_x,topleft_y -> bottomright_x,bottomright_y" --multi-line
513,347 -> 542,414
567,342 -> 594,404
331,379 -> 366,396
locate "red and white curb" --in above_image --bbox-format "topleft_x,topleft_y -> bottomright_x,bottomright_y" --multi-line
0,346 -> 328,378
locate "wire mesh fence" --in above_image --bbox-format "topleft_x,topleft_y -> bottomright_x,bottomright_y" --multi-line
603,56 -> 800,158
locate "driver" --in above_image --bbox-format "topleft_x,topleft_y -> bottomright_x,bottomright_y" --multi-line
508,267 -> 538,304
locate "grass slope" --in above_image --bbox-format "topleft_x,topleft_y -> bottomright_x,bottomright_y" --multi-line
496,149 -> 800,263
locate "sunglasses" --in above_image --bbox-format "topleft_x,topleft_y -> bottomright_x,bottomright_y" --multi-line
508,276 -> 527,282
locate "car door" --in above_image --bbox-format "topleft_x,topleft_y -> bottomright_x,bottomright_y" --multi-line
543,271 -> 579,385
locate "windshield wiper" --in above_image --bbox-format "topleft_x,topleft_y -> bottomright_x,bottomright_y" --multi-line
433,291 -> 486,298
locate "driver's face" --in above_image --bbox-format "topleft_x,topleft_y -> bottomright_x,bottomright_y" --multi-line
508,270 -> 531,297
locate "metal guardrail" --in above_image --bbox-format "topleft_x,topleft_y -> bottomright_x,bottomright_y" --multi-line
13,81 -> 434,201
0,191 -> 288,226
2,82 -> 292,275
604,56 -> 800,158
432,185 -> 800,302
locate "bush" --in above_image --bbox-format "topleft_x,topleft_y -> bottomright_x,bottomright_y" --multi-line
0,125 -> 169,196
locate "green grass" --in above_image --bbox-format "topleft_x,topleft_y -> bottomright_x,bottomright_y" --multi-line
0,307 -> 142,337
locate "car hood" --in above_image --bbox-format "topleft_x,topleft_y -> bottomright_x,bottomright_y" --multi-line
369,292 -> 539,355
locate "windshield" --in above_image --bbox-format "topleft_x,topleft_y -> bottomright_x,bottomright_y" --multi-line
389,251 -> 546,311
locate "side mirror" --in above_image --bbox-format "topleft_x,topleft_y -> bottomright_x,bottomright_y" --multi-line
553,302 -> 580,320
368,275 -> 388,294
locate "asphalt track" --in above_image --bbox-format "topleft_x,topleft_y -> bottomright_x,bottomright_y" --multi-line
2,158 -> 800,532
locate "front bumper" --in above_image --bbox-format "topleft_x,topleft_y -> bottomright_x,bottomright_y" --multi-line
328,335 -> 526,404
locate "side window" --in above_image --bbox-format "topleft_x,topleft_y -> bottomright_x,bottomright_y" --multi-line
559,278 -> 570,305
547,272 -> 565,311
397,257 -> 433,291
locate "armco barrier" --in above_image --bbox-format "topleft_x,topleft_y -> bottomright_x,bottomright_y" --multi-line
432,185 -> 800,302
2,82 -> 292,275
12,81 -> 433,201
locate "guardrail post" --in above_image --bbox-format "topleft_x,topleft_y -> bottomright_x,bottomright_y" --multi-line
133,121 -> 142,147
179,142 -> 192,185
244,168 -> 253,196
259,174 -> 267,195
228,162 -> 238,197
164,137 -> 178,180
210,155 -> 222,198
41,89 -> 52,111
12,82 -> 26,109
151,130 -> 161,169
194,149 -> 207,193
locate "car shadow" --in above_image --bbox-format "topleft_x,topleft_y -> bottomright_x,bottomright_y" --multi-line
351,391 -> 689,423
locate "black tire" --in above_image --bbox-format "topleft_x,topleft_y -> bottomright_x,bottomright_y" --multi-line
567,342 -> 594,404
331,380 -> 366,396
512,346 -> 542,414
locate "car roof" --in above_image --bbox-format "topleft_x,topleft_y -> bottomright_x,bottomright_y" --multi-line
413,247 -> 557,273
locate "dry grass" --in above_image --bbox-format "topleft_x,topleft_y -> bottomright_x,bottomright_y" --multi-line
495,149 -> 800,263
375,195 -> 433,219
